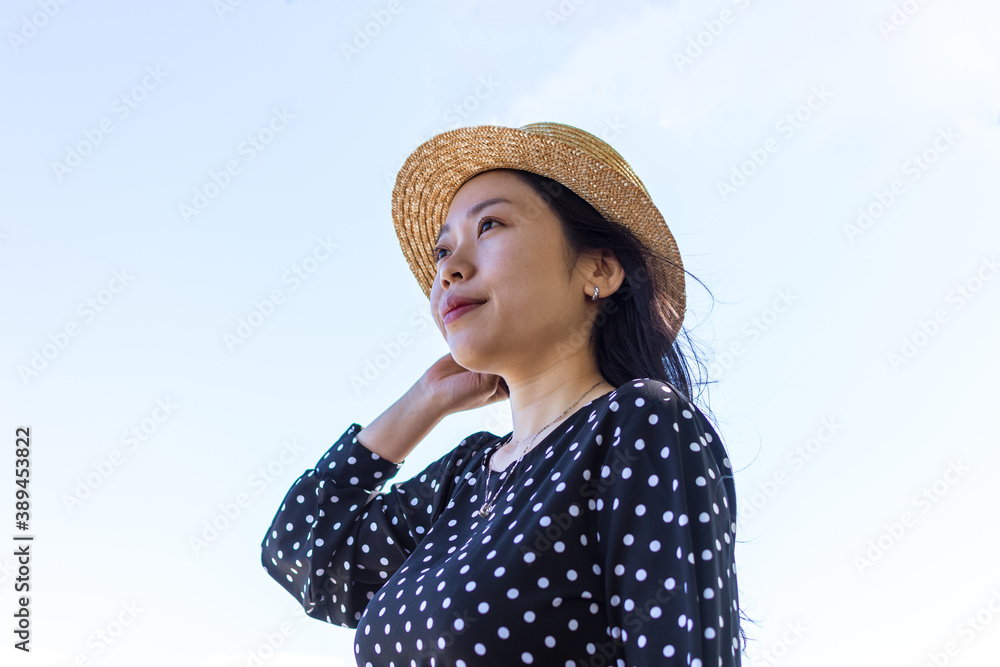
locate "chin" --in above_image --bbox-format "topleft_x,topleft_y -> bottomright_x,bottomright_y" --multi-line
447,339 -> 492,374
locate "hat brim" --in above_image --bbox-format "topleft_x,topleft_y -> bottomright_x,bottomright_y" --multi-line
391,124 -> 685,337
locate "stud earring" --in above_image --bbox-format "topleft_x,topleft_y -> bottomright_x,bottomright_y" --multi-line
591,286 -> 599,301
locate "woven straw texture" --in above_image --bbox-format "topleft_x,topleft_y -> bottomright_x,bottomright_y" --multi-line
391,122 -> 686,336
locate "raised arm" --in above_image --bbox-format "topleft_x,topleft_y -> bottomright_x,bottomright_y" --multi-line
259,418 -> 491,626
259,363 -> 508,627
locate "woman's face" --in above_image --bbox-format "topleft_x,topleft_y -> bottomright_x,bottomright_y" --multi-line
429,169 -> 593,376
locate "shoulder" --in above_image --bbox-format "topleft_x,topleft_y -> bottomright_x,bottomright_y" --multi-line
610,377 -> 688,406
604,377 -> 723,457
607,377 -> 699,425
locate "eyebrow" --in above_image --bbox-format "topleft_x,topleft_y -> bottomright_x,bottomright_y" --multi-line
435,197 -> 512,244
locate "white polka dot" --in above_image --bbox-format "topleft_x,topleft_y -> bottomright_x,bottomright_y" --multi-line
264,394 -> 743,665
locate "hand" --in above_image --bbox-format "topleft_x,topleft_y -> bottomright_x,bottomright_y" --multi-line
415,353 -> 509,419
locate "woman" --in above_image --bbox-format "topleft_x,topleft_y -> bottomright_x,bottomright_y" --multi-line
261,122 -> 747,666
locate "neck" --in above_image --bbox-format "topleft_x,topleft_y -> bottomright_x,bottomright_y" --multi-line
503,370 -> 613,453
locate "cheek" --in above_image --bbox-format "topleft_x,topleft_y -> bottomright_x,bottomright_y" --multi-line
487,246 -> 561,310
514,238 -> 565,280
495,236 -> 547,276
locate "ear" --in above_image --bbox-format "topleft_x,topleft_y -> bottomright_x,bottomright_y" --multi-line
579,248 -> 625,298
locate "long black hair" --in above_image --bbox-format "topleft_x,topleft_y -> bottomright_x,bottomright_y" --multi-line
508,168 -> 754,656
507,169 -> 709,402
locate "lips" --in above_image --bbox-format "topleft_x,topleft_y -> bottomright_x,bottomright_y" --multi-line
441,295 -> 486,321
443,302 -> 484,324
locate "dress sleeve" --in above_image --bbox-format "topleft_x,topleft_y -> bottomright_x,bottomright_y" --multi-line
594,381 -> 742,666
260,422 -> 483,628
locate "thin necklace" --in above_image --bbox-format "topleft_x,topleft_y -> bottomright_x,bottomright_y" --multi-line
478,379 -> 606,519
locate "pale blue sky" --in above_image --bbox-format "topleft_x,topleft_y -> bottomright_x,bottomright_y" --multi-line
2,1 -> 999,665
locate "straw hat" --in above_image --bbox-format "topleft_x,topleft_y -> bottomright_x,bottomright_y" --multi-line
391,122 -> 686,337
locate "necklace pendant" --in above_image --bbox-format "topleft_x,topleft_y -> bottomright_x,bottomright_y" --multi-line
478,503 -> 493,518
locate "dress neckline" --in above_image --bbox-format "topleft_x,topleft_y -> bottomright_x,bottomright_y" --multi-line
484,388 -> 616,473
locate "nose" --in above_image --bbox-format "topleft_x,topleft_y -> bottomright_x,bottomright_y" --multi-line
436,242 -> 473,290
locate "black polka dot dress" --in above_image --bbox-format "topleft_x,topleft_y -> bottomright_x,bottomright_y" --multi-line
261,378 -> 743,666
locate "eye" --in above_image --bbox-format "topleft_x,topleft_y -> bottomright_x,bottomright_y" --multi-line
432,217 -> 500,261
